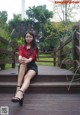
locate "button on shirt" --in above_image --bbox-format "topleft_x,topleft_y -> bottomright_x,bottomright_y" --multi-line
18,45 -> 37,61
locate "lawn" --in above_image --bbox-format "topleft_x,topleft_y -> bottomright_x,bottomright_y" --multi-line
36,53 -> 54,66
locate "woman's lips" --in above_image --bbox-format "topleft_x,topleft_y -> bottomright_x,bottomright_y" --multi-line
27,39 -> 30,42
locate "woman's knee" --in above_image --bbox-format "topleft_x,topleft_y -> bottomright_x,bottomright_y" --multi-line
20,64 -> 26,67
19,64 -> 27,70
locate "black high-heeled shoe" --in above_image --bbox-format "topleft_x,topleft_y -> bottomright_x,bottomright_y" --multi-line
11,90 -> 24,106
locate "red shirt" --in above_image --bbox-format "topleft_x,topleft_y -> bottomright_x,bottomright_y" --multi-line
18,45 -> 37,61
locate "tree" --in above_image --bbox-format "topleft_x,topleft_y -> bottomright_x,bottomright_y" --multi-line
26,5 -> 53,23
42,22 -> 60,49
26,5 -> 53,40
0,11 -> 8,28
54,0 -> 80,23
8,14 -> 26,38
0,11 -> 10,39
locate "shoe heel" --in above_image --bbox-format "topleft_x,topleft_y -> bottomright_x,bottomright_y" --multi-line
19,98 -> 23,106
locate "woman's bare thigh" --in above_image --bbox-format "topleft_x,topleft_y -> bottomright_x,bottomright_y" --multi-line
24,69 -> 36,80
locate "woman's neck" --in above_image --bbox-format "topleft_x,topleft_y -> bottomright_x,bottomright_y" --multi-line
26,44 -> 31,49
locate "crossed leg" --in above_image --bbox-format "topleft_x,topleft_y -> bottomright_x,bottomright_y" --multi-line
15,69 -> 36,99
16,64 -> 27,92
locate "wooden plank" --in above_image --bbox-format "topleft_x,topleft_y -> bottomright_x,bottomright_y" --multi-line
0,81 -> 80,93
0,48 -> 12,54
0,60 -> 13,64
56,37 -> 72,52
0,82 -> 80,87
76,46 -> 80,56
0,65 -> 75,75
0,74 -> 74,82
0,94 -> 80,115
77,31 -> 80,36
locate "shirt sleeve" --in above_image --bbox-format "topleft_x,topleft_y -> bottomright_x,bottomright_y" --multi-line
29,48 -> 37,61
18,45 -> 23,56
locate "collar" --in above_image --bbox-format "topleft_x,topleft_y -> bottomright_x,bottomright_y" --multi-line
23,45 -> 31,50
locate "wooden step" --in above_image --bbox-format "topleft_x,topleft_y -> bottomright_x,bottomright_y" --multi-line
0,81 -> 80,94
0,74 -> 80,82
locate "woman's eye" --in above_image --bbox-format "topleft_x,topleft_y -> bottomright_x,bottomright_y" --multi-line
26,36 -> 32,38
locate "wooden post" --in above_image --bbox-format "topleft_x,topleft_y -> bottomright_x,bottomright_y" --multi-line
12,50 -> 15,68
53,48 -> 56,66
58,42 -> 62,67
58,41 -> 66,68
72,25 -> 79,73
11,41 -> 17,68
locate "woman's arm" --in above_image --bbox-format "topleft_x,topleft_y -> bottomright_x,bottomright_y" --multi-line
22,48 -> 37,64
29,48 -> 37,61
18,45 -> 24,64
21,57 -> 32,64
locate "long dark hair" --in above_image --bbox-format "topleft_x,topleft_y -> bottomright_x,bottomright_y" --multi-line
24,31 -> 37,48
24,31 -> 38,55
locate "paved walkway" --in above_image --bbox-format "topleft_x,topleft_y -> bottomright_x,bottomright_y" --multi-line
0,65 -> 73,75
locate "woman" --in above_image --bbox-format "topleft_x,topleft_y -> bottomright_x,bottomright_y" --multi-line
11,31 -> 38,106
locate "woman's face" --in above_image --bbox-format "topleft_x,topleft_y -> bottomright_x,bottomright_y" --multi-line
25,33 -> 33,44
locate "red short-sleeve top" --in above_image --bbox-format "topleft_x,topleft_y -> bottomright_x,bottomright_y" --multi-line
18,45 -> 37,61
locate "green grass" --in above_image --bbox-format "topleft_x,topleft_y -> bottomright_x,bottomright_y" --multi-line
5,64 -> 12,69
36,53 -> 54,66
5,64 -> 19,69
36,62 -> 53,66
39,53 -> 51,56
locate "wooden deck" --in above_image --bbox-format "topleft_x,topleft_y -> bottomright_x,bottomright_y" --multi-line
0,93 -> 80,115
0,66 -> 80,115
0,65 -> 80,94
0,65 -> 74,75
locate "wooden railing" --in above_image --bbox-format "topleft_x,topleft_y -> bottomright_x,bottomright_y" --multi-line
36,51 -> 54,66
72,25 -> 80,73
0,24 -> 80,74
0,37 -> 16,69
53,24 -> 80,73
15,51 -> 54,66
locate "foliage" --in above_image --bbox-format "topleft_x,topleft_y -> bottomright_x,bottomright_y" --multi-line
0,6 -> 78,70
0,11 -> 10,40
26,5 -> 53,23
39,42 -> 50,52
0,28 -> 10,40
8,14 -> 24,38
39,21 -> 73,51
26,5 -> 53,40
0,11 -> 8,28
7,5 -> 74,53
54,3 -> 80,22
7,5 -> 54,51
36,53 -> 53,66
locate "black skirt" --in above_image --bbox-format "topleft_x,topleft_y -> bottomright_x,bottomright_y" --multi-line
18,61 -> 38,75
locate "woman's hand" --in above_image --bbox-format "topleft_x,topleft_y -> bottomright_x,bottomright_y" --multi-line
18,56 -> 32,64
18,56 -> 23,63
21,57 -> 29,64
18,56 -> 26,64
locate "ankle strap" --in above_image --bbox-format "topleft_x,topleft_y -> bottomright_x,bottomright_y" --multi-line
17,85 -> 21,87
18,89 -> 24,94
